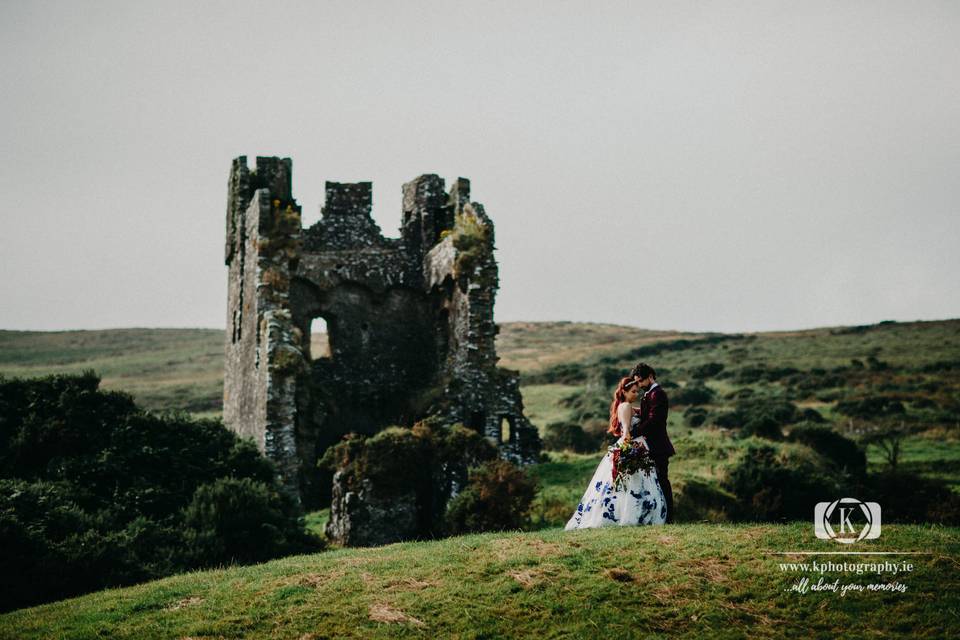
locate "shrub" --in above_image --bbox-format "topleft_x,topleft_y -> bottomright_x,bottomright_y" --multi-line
862,471 -> 960,525
735,365 -> 800,384
672,384 -> 715,406
0,372 -> 320,611
723,444 -> 841,521
787,423 -> 866,478
673,478 -> 741,522
542,422 -> 603,453
691,362 -> 725,379
715,398 -> 800,429
739,416 -> 784,441
444,460 -> 539,534
799,408 -> 826,423
684,407 -> 708,427
835,396 -> 906,419
521,362 -> 589,385
559,388 -> 609,422
183,478 -> 310,565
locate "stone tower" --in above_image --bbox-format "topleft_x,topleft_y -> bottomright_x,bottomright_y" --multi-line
223,156 -> 540,506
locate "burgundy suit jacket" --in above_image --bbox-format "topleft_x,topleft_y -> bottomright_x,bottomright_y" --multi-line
630,385 -> 676,460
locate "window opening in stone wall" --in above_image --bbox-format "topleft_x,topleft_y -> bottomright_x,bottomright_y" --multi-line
500,416 -> 515,444
309,317 -> 331,360
466,411 -> 485,434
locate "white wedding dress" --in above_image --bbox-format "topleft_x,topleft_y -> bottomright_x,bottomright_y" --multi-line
564,414 -> 668,530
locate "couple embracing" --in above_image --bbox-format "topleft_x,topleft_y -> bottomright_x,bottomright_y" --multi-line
564,362 -> 676,530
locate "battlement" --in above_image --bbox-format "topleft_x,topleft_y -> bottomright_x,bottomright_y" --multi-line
322,181 -> 372,217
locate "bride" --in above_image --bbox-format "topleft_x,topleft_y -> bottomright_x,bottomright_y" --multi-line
564,376 -> 667,530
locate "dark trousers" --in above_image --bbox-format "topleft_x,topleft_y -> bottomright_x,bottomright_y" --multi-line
654,457 -> 674,524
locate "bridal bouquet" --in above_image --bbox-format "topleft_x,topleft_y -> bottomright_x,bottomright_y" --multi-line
610,439 -> 656,491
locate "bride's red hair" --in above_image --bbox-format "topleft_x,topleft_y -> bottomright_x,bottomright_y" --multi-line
608,376 -> 640,436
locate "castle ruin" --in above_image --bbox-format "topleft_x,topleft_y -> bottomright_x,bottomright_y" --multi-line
223,156 -> 541,507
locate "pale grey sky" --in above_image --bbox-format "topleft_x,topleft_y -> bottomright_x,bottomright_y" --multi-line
2,0 -> 958,333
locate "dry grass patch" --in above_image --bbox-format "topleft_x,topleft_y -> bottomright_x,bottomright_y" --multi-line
368,603 -> 426,627
164,596 -> 204,611
298,570 -> 346,589
490,536 -> 566,561
507,562 -> 570,589
650,582 -> 696,604
717,599 -> 780,626
385,576 -> 436,591
675,556 -> 733,584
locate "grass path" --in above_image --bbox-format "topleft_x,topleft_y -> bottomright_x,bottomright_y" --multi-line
2,523 -> 957,639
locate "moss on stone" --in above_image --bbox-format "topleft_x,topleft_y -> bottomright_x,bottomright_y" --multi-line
449,211 -> 492,280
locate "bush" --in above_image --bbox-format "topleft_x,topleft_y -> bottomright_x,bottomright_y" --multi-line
0,479 -> 187,612
522,362 -> 590,385
542,422 -> 603,453
673,478 -> 741,522
835,396 -> 906,419
0,372 -> 320,612
183,478 -> 310,565
672,384 -> 715,406
559,387 -> 609,422
735,365 -> 800,384
799,408 -> 826,423
862,471 -> 960,524
740,416 -> 784,441
723,444 -> 841,521
787,423 -> 866,478
444,460 -> 539,534
691,362 -> 725,379
684,407 -> 708,428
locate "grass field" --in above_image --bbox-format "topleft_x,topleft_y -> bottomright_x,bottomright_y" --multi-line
1,522 -> 956,639
2,321 -> 959,634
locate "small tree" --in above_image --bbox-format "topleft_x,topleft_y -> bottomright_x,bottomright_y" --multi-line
850,421 -> 913,471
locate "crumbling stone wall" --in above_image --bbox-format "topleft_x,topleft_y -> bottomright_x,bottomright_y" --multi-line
224,156 -> 541,507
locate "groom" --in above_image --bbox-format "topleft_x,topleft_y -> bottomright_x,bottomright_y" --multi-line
630,362 -> 676,523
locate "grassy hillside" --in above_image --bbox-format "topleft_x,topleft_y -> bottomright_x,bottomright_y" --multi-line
517,319 -> 960,498
3,320 -> 959,506
0,328 -> 223,417
3,319 -> 956,414
1,522 -> 957,639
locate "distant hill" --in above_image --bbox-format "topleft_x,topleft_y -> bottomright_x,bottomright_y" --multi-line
1,319 -> 957,415
3,319 -> 959,494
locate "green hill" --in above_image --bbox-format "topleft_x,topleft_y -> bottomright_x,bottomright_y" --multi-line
3,319 -> 959,509
2,321 -> 959,635
1,522 -> 957,639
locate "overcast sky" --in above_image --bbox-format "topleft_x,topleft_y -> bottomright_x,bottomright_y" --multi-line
2,1 -> 958,333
